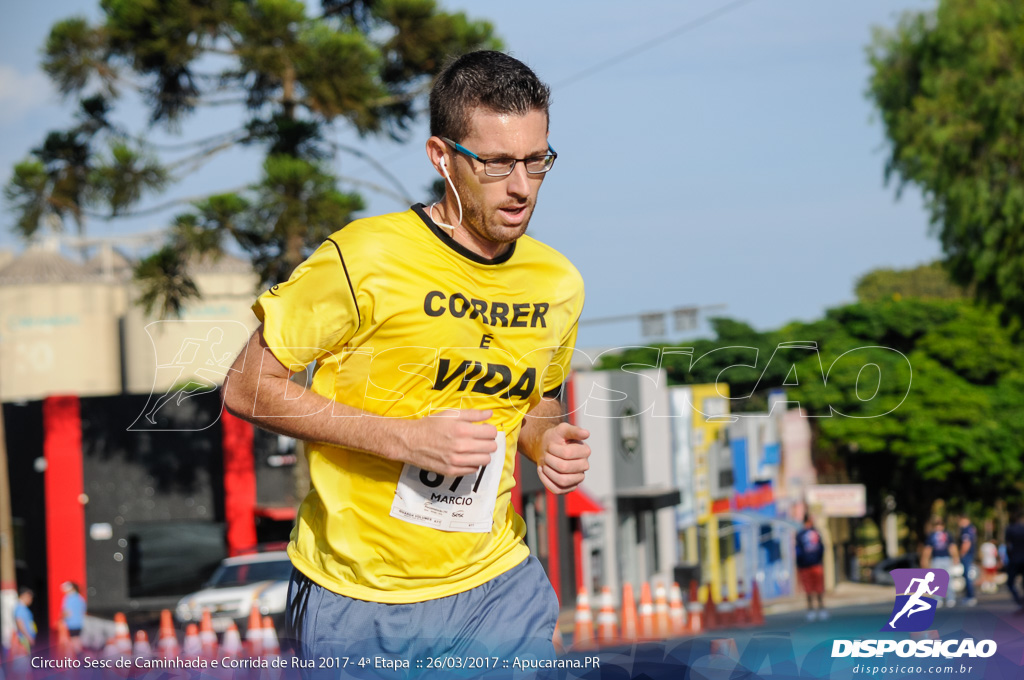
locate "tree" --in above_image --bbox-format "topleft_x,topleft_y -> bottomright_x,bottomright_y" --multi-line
598,269 -> 1024,534
5,0 -> 500,316
855,261 -> 968,303
785,299 -> 1024,535
867,0 -> 1024,326
597,317 -> 790,414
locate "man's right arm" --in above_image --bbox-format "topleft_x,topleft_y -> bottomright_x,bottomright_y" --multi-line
223,327 -> 498,477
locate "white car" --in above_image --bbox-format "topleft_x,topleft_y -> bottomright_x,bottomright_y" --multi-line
175,551 -> 292,633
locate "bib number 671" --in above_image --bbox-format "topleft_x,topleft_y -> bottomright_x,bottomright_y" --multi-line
418,466 -> 489,494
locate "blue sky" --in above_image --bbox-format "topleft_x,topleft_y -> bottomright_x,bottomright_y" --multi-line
0,0 -> 940,348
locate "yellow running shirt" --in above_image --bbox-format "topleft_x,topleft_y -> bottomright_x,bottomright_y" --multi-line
252,205 -> 584,603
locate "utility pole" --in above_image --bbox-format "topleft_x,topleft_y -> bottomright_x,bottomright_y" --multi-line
0,362 -> 16,652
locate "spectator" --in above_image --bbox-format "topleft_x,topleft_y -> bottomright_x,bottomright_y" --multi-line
13,587 -> 36,654
1005,511 -> 1024,613
61,581 -> 86,655
958,515 -> 978,606
979,539 -> 999,594
796,515 -> 827,621
922,517 -> 958,607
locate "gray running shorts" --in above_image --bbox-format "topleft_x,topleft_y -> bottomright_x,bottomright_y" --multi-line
284,556 -> 559,679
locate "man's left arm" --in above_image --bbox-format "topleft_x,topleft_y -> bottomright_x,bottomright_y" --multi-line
518,397 -> 591,495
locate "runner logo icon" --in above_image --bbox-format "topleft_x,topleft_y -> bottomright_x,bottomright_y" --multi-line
882,569 -> 949,632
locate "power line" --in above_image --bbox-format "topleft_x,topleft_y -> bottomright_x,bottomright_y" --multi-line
331,1 -> 760,196
554,0 -> 759,89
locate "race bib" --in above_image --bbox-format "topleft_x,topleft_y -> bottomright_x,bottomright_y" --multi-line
389,432 -> 505,533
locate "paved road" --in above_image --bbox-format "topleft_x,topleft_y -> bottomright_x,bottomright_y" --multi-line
558,591 -> 1024,679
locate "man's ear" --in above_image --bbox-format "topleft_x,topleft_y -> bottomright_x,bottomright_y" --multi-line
426,136 -> 449,177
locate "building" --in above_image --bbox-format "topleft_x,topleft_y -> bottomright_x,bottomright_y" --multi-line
0,242 -> 294,635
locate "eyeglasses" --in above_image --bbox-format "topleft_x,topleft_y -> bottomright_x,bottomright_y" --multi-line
441,137 -> 557,177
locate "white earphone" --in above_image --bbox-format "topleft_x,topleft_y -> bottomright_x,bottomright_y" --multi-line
430,153 -> 461,235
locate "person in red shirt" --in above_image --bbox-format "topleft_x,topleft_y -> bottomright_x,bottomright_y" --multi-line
796,515 -> 827,621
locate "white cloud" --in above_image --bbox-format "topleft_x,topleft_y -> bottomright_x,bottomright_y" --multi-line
0,64 -> 54,124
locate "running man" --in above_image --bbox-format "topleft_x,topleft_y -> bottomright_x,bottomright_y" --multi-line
225,51 -> 589,670
889,572 -> 939,628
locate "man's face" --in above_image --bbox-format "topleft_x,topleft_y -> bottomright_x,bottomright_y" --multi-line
446,107 -> 549,249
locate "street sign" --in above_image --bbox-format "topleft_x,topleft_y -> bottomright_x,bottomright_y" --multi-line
806,484 -> 866,517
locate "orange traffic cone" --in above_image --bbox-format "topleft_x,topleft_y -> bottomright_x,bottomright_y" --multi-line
750,583 -> 765,626
736,590 -> 751,627
263,616 -> 284,679
654,583 -> 671,639
572,589 -> 594,648
222,622 -> 243,659
620,582 -> 638,642
245,604 -> 264,658
103,636 -> 120,660
703,589 -> 719,631
182,623 -> 202,660
200,609 -> 218,659
596,587 -> 618,645
638,582 -> 655,640
114,612 -> 132,656
133,630 -> 153,659
687,581 -> 704,634
55,620 -> 73,659
710,638 -> 739,659
157,610 -> 180,659
669,582 -> 687,636
718,598 -> 733,628
262,616 -> 281,657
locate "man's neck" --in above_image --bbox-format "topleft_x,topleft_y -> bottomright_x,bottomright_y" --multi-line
432,200 -> 511,261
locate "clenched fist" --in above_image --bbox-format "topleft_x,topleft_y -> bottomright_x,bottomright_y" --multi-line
536,423 -> 591,494
400,409 -> 499,477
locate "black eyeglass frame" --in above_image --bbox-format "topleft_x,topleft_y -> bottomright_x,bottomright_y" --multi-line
441,137 -> 557,177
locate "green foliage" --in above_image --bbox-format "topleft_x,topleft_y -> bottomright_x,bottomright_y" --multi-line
4,161 -> 50,239
134,244 -> 201,318
795,299 -> 1024,516
855,261 -> 968,303
293,23 -> 384,130
598,317 -> 789,412
598,283 -> 1024,522
9,0 -> 501,318
44,17 -> 115,96
3,96 -> 164,237
235,155 -> 365,285
91,142 -> 168,214
867,0 -> 1024,324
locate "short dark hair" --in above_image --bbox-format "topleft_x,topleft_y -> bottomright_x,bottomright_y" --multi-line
18,586 -> 33,598
430,51 -> 551,142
